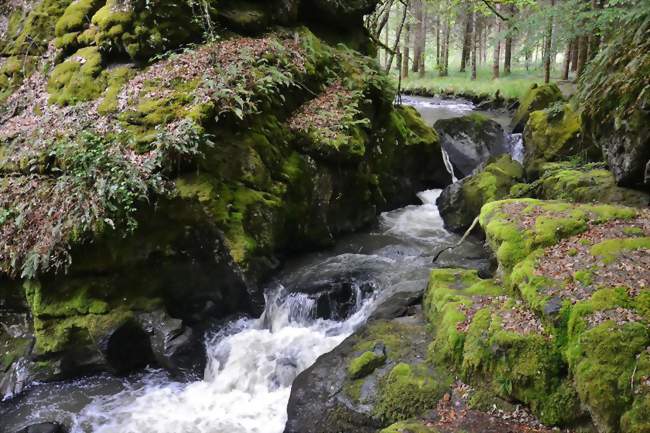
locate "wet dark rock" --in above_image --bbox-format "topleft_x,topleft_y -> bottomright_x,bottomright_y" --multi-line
437,155 -> 523,233
15,422 -> 64,433
434,114 -> 508,179
285,312 -> 450,433
369,290 -> 423,321
137,310 -> 206,380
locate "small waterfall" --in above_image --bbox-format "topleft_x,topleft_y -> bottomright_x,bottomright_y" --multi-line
507,133 -> 524,163
441,147 -> 458,183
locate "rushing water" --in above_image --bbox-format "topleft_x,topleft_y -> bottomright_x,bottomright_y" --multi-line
0,190 -> 486,433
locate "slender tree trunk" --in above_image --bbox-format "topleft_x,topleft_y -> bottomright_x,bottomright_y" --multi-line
544,0 -> 555,83
471,14 -> 478,80
576,35 -> 587,78
562,41 -> 571,80
419,6 -> 427,77
460,11 -> 472,72
383,8 -> 390,68
412,0 -> 422,72
570,37 -> 578,71
492,8 -> 501,79
435,17 -> 440,66
385,1 -> 407,73
503,5 -> 513,76
444,18 -> 450,75
482,23 -> 488,64
402,22 -> 411,78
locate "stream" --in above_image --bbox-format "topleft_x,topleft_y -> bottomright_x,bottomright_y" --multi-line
0,97 -> 505,433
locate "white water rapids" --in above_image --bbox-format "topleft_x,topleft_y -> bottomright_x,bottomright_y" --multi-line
2,190 -> 484,433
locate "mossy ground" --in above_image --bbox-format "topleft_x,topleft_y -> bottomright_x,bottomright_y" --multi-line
426,200 -> 650,432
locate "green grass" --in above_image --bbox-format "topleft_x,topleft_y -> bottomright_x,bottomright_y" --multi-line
399,64 -> 565,100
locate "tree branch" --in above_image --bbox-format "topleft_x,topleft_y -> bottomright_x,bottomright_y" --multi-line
480,0 -> 509,21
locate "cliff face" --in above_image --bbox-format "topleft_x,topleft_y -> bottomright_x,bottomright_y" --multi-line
0,0 -> 450,398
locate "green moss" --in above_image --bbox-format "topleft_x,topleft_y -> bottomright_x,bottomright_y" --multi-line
47,46 -> 106,105
374,363 -> 448,424
54,0 -> 103,51
97,66 -> 134,114
353,320 -> 427,363
380,421 -> 439,433
9,0 -> 73,56
621,395 -> 650,433
424,269 -> 504,364
348,350 -> 386,379
512,83 -> 563,131
591,237 -> 650,264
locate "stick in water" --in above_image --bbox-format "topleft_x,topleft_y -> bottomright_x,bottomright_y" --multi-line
432,216 -> 480,263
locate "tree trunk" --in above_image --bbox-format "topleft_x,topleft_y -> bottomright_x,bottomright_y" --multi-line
402,22 -> 411,78
385,1 -> 407,74
419,6 -> 427,77
503,5 -> 513,76
412,0 -> 421,72
570,37 -> 578,71
576,35 -> 587,79
492,8 -> 501,79
444,18 -> 450,75
543,0 -> 555,83
471,14 -> 478,80
460,11 -> 472,72
435,17 -> 440,66
562,40 -> 571,80
383,8 -> 390,68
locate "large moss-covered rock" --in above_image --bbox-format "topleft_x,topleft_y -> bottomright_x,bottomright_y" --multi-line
578,9 -> 650,188
511,83 -> 563,134
523,103 -> 600,177
434,113 -> 508,179
473,199 -> 650,432
437,155 -> 523,232
285,312 -> 451,433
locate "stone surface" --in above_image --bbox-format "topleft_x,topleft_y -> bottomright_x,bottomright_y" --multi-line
434,113 -> 509,179
511,83 -> 564,134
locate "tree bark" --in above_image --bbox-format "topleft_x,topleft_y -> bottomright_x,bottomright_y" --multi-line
570,37 -> 578,71
402,22 -> 411,78
460,10 -> 472,72
471,13 -> 478,80
412,0 -> 422,72
444,18 -> 450,75
385,1 -> 407,74
435,16 -> 440,66
576,35 -> 587,79
419,6 -> 427,77
492,7 -> 501,79
503,5 -> 514,76
383,7 -> 390,67
562,40 -> 571,80
543,0 -> 555,84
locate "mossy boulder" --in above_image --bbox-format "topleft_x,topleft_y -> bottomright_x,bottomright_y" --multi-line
515,163 -> 650,207
578,8 -> 650,187
424,268 -> 585,426
286,313 -> 451,433
437,155 -> 523,233
434,113 -> 508,179
511,83 -> 563,134
523,103 -> 600,177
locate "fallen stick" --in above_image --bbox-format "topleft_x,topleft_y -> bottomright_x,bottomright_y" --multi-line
432,216 -> 480,263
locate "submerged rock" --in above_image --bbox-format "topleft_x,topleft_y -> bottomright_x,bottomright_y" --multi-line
437,155 -> 523,233
434,113 -> 509,179
16,423 -> 64,433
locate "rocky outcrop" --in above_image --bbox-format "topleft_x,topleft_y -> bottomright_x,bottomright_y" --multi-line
437,155 -> 523,233
577,9 -> 650,188
434,113 -> 509,179
522,103 -> 600,177
511,84 -> 564,134
0,0 -> 454,399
